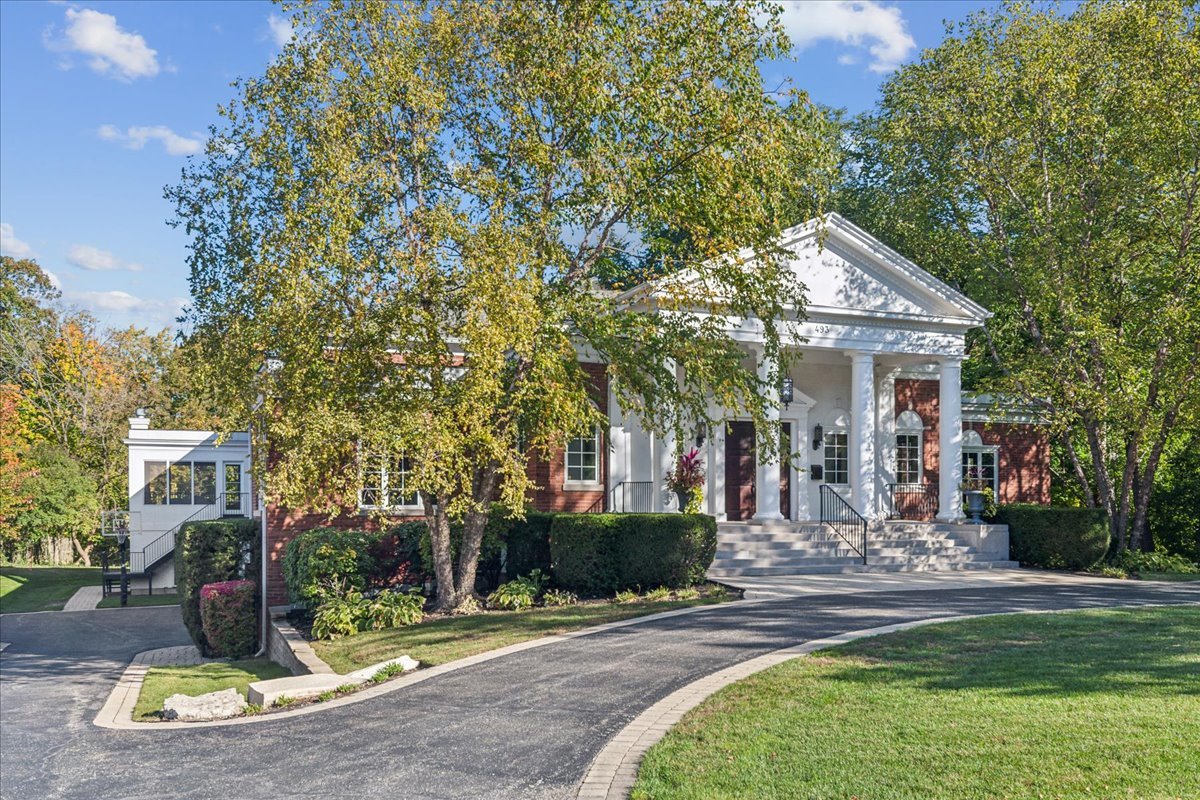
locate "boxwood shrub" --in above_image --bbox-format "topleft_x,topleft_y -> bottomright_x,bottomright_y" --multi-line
995,504 -> 1110,570
199,579 -> 258,658
501,509 -> 555,578
175,518 -> 259,657
550,513 -> 717,595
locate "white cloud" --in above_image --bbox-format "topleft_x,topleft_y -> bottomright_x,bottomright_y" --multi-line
1,222 -> 34,258
64,290 -> 185,326
51,7 -> 160,81
266,13 -> 295,47
97,124 -> 202,156
43,270 -> 63,290
66,244 -> 143,272
774,1 -> 916,74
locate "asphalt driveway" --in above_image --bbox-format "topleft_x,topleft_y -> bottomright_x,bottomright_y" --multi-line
1,581 -> 1197,800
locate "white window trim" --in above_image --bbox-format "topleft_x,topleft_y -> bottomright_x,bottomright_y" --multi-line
961,446 -> 1000,493
823,429 -> 850,487
563,429 -> 603,490
358,453 -> 423,512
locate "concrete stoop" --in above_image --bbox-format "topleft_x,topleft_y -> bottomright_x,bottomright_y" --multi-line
711,520 -> 1014,577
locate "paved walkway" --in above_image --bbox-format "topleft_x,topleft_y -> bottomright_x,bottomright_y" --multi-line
714,567 -> 1114,599
61,585 -> 103,611
0,581 -> 1196,799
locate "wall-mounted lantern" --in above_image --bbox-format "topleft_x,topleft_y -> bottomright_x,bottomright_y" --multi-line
781,377 -> 794,410
812,423 -> 824,451
694,425 -> 708,448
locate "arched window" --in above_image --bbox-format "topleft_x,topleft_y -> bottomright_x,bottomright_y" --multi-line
895,410 -> 924,485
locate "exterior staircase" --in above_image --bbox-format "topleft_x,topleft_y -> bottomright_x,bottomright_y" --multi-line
709,519 -> 1018,577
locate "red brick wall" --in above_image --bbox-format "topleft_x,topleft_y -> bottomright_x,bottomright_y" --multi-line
964,421 -> 1051,505
894,378 -> 1050,516
526,361 -> 608,513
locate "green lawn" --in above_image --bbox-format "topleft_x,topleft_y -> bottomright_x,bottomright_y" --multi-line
313,590 -> 733,673
0,565 -> 100,613
633,606 -> 1200,800
135,658 -> 290,721
1138,572 -> 1200,582
96,592 -> 181,608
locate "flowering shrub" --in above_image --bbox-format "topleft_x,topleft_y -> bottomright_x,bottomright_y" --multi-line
199,579 -> 258,658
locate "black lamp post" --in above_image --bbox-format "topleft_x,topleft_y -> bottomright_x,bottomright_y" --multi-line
116,519 -> 129,607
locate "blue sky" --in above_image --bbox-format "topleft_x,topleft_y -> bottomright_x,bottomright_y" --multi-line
0,1 -> 988,333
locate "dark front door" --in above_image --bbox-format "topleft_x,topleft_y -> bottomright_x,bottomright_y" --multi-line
725,421 -> 756,521
780,422 -> 791,520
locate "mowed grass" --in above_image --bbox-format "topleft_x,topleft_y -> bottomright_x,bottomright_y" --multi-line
96,592 -> 181,608
0,565 -> 100,613
134,659 -> 290,721
313,592 -> 733,673
633,606 -> 1200,800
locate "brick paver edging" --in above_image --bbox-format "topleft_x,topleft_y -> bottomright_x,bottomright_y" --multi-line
573,603 -> 1198,800
93,598 -> 751,731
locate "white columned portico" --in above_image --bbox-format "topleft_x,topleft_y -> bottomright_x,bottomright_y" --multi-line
937,356 -> 964,521
848,351 -> 877,518
752,349 -> 784,521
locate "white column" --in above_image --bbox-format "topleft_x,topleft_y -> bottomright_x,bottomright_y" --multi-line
656,428 -> 677,511
793,406 -> 811,521
937,356 -> 964,522
876,367 -> 900,517
707,421 -> 726,519
753,350 -> 784,521
848,352 -> 877,518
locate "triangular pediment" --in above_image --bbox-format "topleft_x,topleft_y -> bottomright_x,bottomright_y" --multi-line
619,214 -> 990,328
778,214 -> 989,324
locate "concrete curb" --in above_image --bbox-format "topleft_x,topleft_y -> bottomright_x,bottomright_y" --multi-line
574,601 -> 1200,800
93,597 -> 747,731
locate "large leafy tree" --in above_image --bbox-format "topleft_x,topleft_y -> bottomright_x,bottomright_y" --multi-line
838,0 -> 1199,552
170,0 -> 837,611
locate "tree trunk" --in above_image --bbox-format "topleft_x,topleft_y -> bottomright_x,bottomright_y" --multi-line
70,534 -> 92,567
454,462 -> 501,608
426,500 -> 457,612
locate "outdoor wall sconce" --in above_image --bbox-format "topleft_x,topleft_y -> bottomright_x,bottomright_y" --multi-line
781,376 -> 794,410
695,425 -> 708,448
812,423 -> 824,450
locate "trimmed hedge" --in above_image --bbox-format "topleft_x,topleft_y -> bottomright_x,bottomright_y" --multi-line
550,513 -> 718,595
199,579 -> 258,658
504,511 -> 555,578
175,518 -> 260,657
995,504 -> 1110,570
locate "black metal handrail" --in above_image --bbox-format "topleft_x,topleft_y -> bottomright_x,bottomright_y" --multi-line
110,493 -> 250,576
885,482 -> 937,521
608,481 -> 656,513
819,485 -> 867,563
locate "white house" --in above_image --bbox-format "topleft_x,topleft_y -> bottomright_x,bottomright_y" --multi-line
118,411 -> 252,592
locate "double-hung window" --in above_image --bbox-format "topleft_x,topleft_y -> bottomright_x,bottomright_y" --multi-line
360,453 -> 421,510
823,431 -> 849,485
961,449 -> 998,493
565,430 -> 600,485
894,409 -> 924,485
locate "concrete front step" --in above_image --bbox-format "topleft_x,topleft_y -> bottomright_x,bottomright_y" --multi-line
712,555 -> 865,569
717,531 -> 849,544
717,539 -> 861,554
709,559 -> 1019,577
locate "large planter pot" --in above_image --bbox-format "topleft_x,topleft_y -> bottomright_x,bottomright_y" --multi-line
964,490 -> 986,523
674,490 -> 694,512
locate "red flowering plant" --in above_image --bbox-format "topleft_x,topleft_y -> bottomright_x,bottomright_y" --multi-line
666,448 -> 705,512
